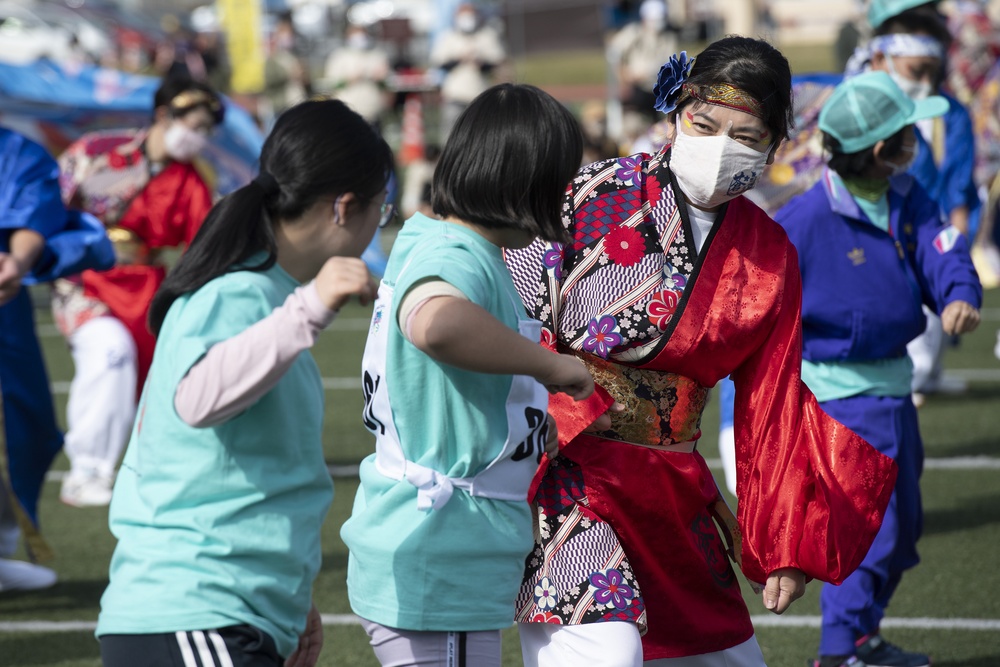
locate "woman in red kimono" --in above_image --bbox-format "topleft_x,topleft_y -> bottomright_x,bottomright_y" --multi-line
505,37 -> 897,666
54,78 -> 223,507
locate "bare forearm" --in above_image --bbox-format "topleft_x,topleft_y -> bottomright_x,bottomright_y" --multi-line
411,296 -> 557,378
8,229 -> 45,273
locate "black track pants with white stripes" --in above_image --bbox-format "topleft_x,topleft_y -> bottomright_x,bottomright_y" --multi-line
101,625 -> 283,667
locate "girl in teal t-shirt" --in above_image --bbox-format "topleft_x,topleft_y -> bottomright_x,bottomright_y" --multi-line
97,100 -> 393,667
342,84 -> 596,667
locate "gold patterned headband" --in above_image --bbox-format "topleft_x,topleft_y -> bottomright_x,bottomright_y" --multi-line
676,83 -> 765,119
169,90 -> 223,116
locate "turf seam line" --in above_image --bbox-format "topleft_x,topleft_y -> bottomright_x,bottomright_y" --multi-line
40,455 -> 1000,484
3,615 -> 999,633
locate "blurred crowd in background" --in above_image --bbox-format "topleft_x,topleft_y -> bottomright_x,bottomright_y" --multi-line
3,0 -> 1000,281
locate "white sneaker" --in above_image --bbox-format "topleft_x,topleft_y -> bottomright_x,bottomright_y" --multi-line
60,471 -> 114,507
0,559 -> 57,592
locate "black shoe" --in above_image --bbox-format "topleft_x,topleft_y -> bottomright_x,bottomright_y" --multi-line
855,634 -> 930,667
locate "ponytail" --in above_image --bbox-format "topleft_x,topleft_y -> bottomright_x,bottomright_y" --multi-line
149,182 -> 277,334
149,99 -> 393,335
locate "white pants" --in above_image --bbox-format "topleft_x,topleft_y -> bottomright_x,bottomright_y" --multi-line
63,317 -> 137,479
518,623 -> 765,667
907,308 -> 945,394
360,619 -> 501,667
719,425 -> 737,497
519,622 -> 642,667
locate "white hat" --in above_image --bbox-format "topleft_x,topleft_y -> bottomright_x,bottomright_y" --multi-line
640,0 -> 667,22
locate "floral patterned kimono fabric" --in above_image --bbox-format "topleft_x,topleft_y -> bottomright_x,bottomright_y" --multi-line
504,148 -> 898,660
55,129 -> 213,389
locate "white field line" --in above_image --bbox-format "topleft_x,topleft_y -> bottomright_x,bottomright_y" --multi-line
30,309 -> 1000,339
43,456 -> 999,485
703,456 -> 1000,470
48,369 -> 1000,396
45,463 -> 363,483
2,615 -> 999,634
747,615 -> 1000,631
34,318 -> 372,338
48,377 -> 363,394
946,368 -> 1000,381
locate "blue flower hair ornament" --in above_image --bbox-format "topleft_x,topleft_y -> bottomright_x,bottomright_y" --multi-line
653,51 -> 695,114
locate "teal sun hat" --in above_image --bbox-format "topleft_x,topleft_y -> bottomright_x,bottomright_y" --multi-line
818,71 -> 948,154
868,0 -> 936,30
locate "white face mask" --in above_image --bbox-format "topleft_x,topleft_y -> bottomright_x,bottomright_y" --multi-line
455,13 -> 477,33
163,121 -> 208,163
885,56 -> 935,100
643,17 -> 667,32
884,142 -> 918,176
668,121 -> 770,209
348,33 -> 372,50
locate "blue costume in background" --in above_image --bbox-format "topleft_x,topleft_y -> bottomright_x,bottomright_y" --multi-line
0,127 -> 112,532
776,170 -> 981,654
910,93 -> 982,234
718,79 -> 981,469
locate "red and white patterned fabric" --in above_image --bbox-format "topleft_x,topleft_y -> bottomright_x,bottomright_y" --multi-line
54,128 -> 213,390
504,146 -> 897,660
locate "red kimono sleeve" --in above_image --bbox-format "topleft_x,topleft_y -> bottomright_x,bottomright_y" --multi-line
731,242 -> 897,585
118,162 -> 212,249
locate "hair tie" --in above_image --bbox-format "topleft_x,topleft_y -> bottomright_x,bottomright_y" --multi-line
253,171 -> 280,197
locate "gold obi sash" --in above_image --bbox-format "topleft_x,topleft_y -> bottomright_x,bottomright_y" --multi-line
576,354 -> 709,449
106,226 -> 159,266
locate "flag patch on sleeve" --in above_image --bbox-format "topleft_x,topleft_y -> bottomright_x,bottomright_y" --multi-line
933,226 -> 960,254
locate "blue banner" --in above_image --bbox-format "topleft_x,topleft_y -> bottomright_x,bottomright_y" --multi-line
0,60 -> 262,195
0,59 -> 390,274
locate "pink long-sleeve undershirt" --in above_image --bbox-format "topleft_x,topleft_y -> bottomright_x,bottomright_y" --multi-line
174,281 -> 337,427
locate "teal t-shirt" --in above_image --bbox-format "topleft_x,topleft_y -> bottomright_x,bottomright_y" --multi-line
97,260 -> 333,658
340,214 -> 535,631
801,356 -> 914,402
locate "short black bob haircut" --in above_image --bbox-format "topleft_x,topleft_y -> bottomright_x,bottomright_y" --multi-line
823,127 -> 909,179
668,36 -> 794,146
431,83 -> 582,244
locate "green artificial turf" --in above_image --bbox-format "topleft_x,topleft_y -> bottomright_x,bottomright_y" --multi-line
3,275 -> 998,667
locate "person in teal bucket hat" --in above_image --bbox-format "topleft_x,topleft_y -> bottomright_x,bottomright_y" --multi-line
779,70 -> 982,667
868,0 -> 940,30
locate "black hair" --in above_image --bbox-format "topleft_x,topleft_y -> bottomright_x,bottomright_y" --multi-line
876,6 -> 952,49
153,76 -> 225,125
431,83 -> 583,243
823,127 -> 909,178
672,36 -> 794,144
149,99 -> 393,334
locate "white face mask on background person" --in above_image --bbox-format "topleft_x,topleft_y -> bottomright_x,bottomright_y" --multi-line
885,55 -> 935,100
163,121 -> 208,163
643,17 -> 667,32
668,120 -> 770,209
347,33 -> 372,50
884,142 -> 918,176
455,12 -> 477,33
